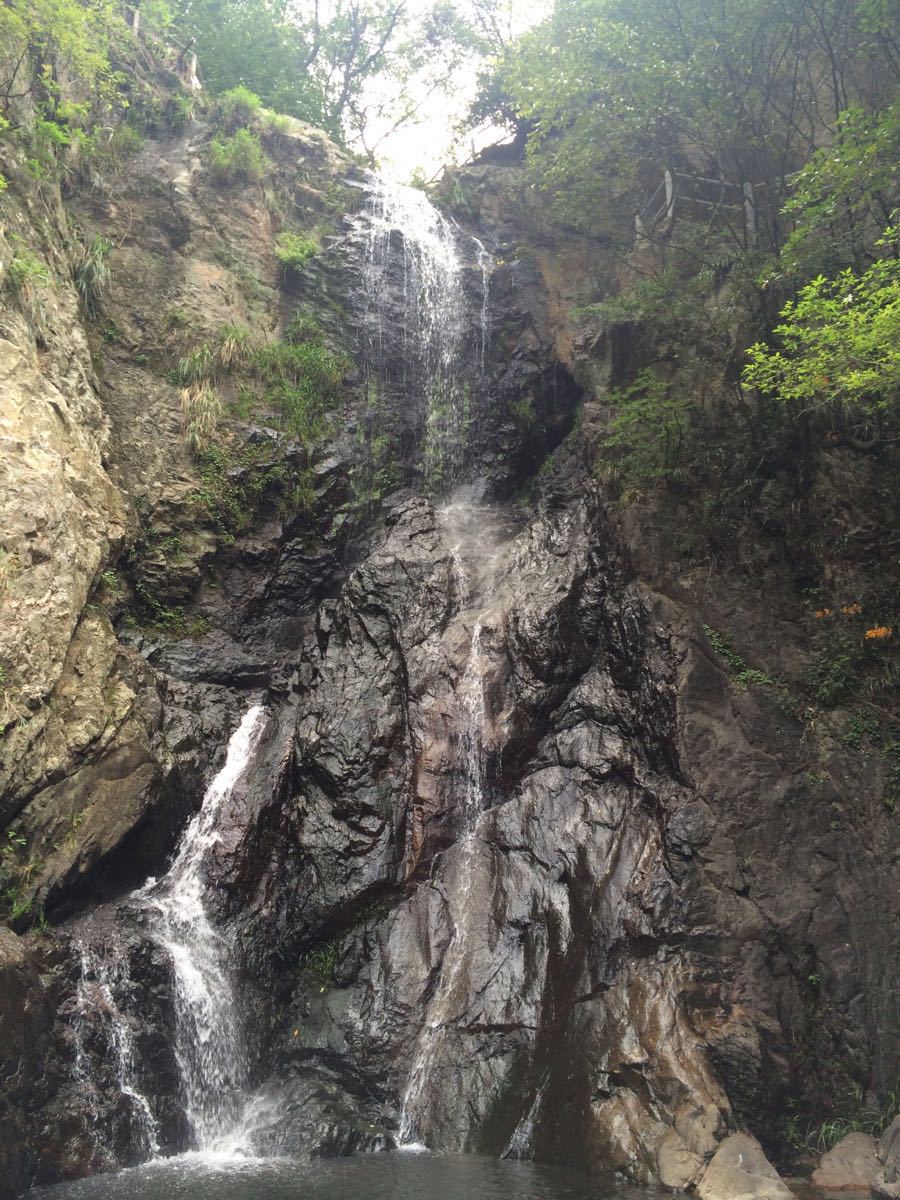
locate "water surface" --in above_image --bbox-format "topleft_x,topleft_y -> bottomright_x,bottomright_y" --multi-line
32,1151 -> 667,1200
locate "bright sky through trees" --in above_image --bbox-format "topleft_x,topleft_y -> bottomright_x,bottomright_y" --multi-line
360,0 -> 550,176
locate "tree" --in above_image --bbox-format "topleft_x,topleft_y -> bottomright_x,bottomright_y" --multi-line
0,0 -> 126,120
477,0 -> 900,232
169,0 -> 486,149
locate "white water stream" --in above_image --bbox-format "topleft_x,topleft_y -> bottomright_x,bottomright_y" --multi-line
358,174 -> 489,489
72,704 -> 269,1158
136,704 -> 268,1151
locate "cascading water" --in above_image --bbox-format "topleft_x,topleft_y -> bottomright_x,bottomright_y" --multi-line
68,177 -> 498,1168
71,935 -> 160,1160
357,173 -> 489,488
70,704 -> 269,1160
136,703 -> 268,1151
355,176 -> 513,1149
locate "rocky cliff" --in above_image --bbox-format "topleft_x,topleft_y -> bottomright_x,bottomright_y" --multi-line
0,60 -> 897,1200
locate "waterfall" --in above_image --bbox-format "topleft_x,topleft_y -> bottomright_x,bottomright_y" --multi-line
136,703 -> 268,1151
357,173 -> 490,490
70,704 -> 268,1160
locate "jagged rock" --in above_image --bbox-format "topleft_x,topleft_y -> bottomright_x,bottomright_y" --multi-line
697,1132 -> 793,1200
244,1060 -> 395,1158
876,1118 -> 900,1200
0,928 -> 55,1200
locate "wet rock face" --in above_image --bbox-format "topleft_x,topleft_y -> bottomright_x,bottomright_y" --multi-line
0,929 -> 56,1200
212,487 -> 736,1175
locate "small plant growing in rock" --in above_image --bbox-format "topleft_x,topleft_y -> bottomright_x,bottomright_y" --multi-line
274,231 -> 318,272
216,86 -> 262,130
6,248 -> 49,294
164,93 -> 193,131
73,235 -> 111,319
165,306 -> 191,332
208,128 -> 268,184
304,941 -> 338,988
260,109 -> 292,136
215,324 -> 256,370
181,381 -> 223,452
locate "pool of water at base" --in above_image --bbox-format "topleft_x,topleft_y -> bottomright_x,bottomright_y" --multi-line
29,1151 -> 672,1200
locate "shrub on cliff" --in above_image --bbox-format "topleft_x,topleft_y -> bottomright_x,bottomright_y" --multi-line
215,85 -> 262,131
744,256 -> 900,435
208,127 -> 267,184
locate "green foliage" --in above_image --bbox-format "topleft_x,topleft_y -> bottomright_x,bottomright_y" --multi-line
274,231 -> 318,271
73,235 -> 111,319
163,93 -> 194,132
187,441 -> 290,541
208,128 -> 267,184
180,382 -> 223,453
743,257 -> 900,430
132,580 -> 211,639
5,247 -> 49,294
600,370 -> 698,493
174,326 -> 256,450
279,468 -> 316,517
0,829 -> 33,924
703,626 -> 782,691
216,85 -> 262,130
804,597 -> 898,715
303,941 -> 338,987
780,103 -> 900,279
0,0 -> 127,121
167,0 -> 483,147
98,568 -> 122,599
254,334 -> 345,442
488,0 -> 898,232
786,1089 -> 899,1154
215,324 -> 256,370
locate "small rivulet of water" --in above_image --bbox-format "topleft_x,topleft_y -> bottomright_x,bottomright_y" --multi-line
71,936 -> 160,1159
357,173 -> 490,490
135,703 -> 268,1152
398,500 -> 513,1148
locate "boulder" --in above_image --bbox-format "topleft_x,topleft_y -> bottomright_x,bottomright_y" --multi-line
697,1132 -> 794,1200
811,1132 -> 881,1190
873,1118 -> 900,1200
880,1118 -> 900,1171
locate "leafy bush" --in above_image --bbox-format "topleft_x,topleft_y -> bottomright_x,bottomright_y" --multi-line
779,103 -> 900,279
216,85 -> 262,130
744,256 -> 900,432
163,93 -> 194,132
208,128 -> 267,184
274,231 -> 318,271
